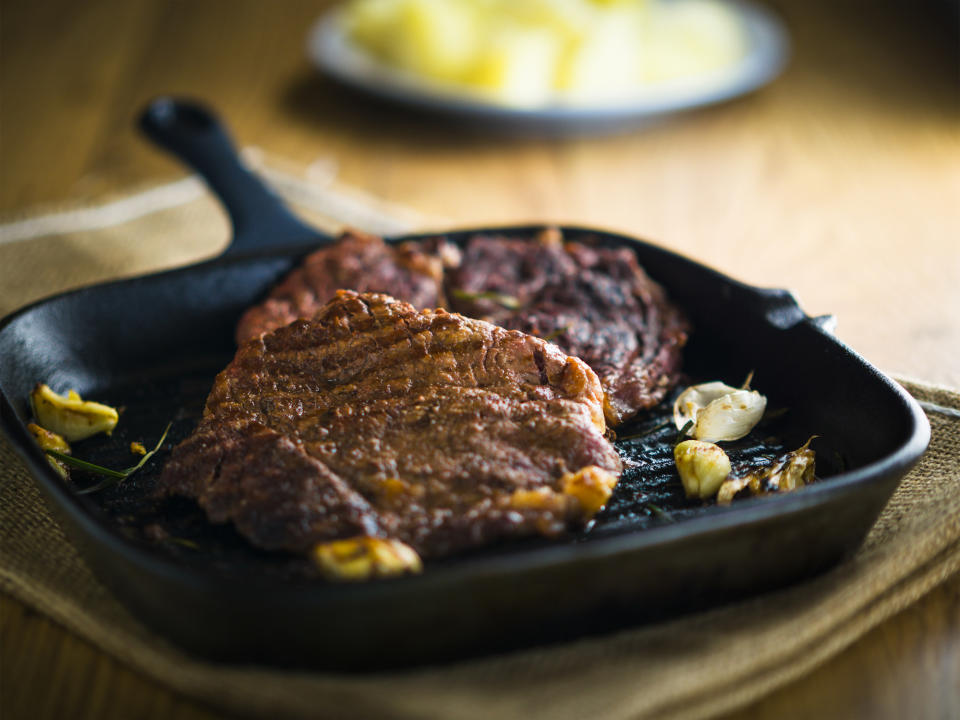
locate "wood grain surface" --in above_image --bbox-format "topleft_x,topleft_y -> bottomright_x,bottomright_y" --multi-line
1,0 -> 958,718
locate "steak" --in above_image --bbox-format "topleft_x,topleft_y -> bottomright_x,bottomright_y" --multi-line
234,228 -> 688,427
235,230 -> 451,344
447,229 -> 689,425
160,291 -> 622,569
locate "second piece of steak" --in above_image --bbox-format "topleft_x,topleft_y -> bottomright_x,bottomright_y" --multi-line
235,230 -> 449,344
448,229 -> 689,426
160,291 -> 622,570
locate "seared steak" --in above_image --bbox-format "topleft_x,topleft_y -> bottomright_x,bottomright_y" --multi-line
448,229 -> 689,425
235,230 -> 450,344
160,291 -> 621,564
235,228 -> 688,426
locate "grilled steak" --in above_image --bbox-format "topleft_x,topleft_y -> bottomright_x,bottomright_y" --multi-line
160,291 -> 621,567
235,230 -> 450,344
448,229 -> 689,425
235,228 -> 688,427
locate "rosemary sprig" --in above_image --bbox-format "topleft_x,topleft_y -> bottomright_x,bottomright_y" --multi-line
617,420 -> 671,442
46,422 -> 172,495
833,450 -> 847,473
540,325 -> 572,342
645,503 -> 674,521
450,288 -> 521,310
674,419 -> 695,447
44,454 -> 126,479
168,537 -> 200,551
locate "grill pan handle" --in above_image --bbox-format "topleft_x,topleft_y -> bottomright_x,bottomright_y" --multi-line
139,97 -> 326,256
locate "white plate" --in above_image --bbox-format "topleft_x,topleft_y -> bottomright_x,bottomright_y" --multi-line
307,1 -> 789,134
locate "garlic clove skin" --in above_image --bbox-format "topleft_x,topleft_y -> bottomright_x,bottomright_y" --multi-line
673,381 -> 767,442
674,382 -> 739,427
717,438 -> 816,504
693,389 -> 767,442
755,438 -> 816,494
717,474 -> 750,505
674,440 -> 732,500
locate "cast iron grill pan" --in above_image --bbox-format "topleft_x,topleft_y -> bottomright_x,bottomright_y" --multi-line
0,99 -> 929,669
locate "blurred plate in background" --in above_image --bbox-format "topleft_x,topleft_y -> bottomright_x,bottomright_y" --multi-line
307,0 -> 789,134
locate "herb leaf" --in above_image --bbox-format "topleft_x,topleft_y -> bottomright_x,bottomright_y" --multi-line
45,422 -> 172,495
451,288 -> 521,310
43,452 -> 126,479
674,419 -> 695,446
618,420 -> 671,442
645,503 -> 674,521
168,537 -> 200,551
540,325 -> 572,342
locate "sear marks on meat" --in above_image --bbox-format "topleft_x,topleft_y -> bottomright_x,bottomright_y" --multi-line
160,291 -> 622,562
447,228 -> 689,426
235,230 -> 453,344
234,227 -> 688,427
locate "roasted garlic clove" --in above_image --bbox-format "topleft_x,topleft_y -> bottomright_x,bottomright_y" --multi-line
673,380 -> 766,442
674,440 -> 731,500
717,439 -> 817,505
311,537 -> 423,582
561,465 -> 619,517
30,384 -> 119,442
27,423 -> 72,479
509,486 -> 566,513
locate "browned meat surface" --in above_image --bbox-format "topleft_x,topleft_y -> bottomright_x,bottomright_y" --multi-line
235,228 -> 688,427
235,230 -> 449,343
160,291 -> 621,561
447,229 -> 689,425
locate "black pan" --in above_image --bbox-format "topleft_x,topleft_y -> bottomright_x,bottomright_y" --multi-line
0,98 -> 930,670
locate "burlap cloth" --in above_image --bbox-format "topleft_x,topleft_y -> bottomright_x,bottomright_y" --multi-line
1,170 -> 958,720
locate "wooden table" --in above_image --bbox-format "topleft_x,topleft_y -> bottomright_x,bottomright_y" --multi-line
1,1 -> 958,718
